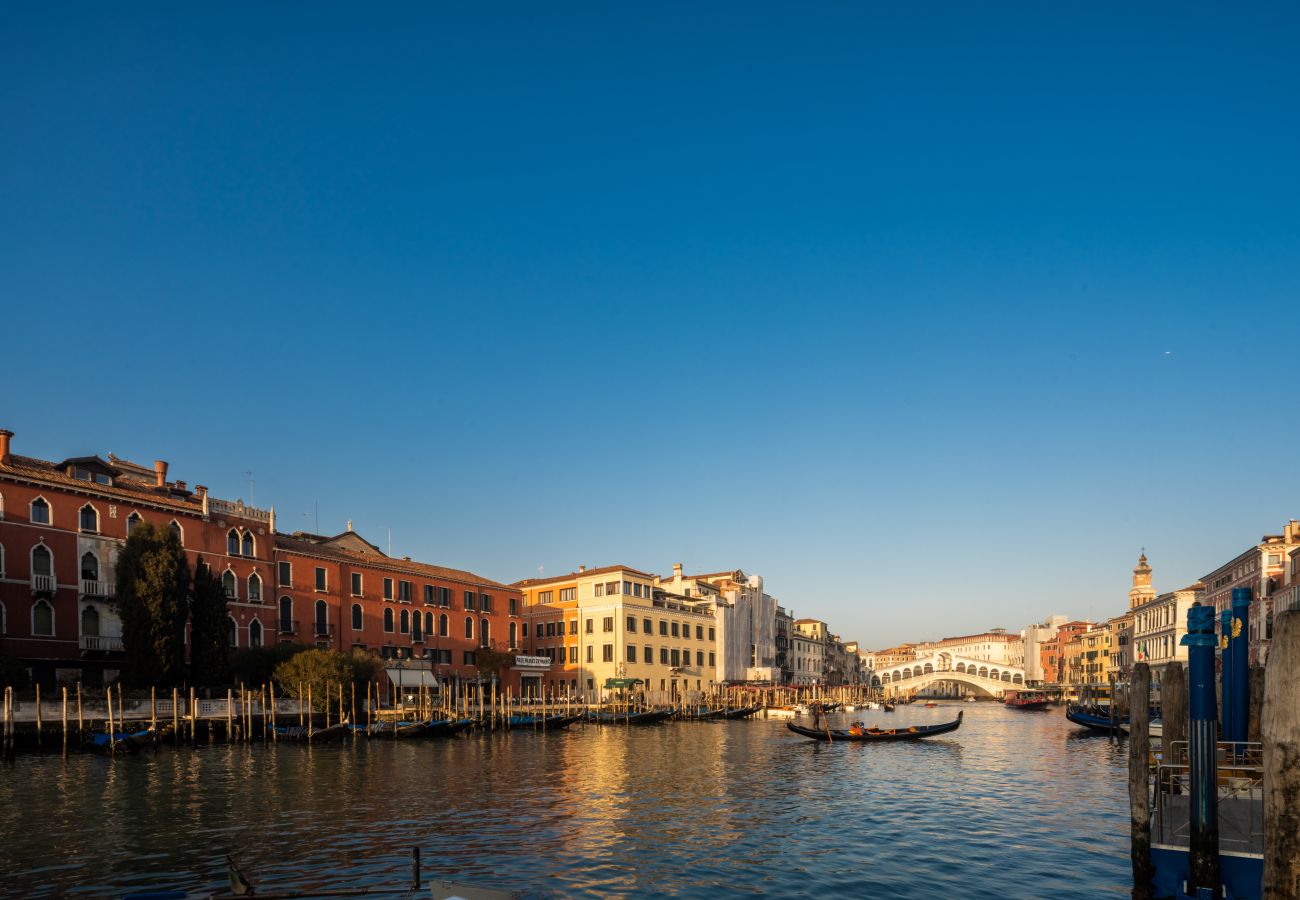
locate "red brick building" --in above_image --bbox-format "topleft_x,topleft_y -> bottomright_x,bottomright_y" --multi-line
0,428 -> 523,691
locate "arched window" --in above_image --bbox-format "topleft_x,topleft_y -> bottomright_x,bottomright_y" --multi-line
227,617 -> 238,648
351,604 -> 363,630
480,618 -> 489,648
241,532 -> 254,558
222,570 -> 237,599
81,552 -> 98,582
169,520 -> 183,545
400,609 -> 410,634
249,619 -> 263,647
424,612 -> 433,636
439,614 -> 448,637
32,599 -> 54,636
464,616 -> 474,640
79,504 -> 99,532
383,607 -> 394,633
0,543 -> 5,578
278,596 -> 293,633
227,530 -> 240,555
126,511 -> 142,534
81,605 -> 100,637
509,621 -> 517,648
314,599 -> 328,636
412,612 -> 422,641
248,572 -> 262,603
30,497 -> 50,525
32,544 -> 53,578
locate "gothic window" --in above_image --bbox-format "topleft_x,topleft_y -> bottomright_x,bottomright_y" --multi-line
248,572 -> 262,602
79,504 -> 99,532
222,570 -> 237,599
227,530 -> 240,556
351,604 -> 363,630
249,619 -> 263,647
32,544 -> 53,577
227,618 -> 238,648
32,599 -> 54,636
126,512 -> 142,534
81,605 -> 100,637
383,607 -> 394,633
241,532 -> 254,558
81,552 -> 98,582
30,497 -> 50,525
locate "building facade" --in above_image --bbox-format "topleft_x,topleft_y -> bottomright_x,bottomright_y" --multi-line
655,565 -> 778,683
1200,521 -> 1300,667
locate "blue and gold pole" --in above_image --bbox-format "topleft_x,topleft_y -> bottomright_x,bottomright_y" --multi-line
1219,607 -> 1233,743
1182,603 -> 1220,893
1229,587 -> 1250,747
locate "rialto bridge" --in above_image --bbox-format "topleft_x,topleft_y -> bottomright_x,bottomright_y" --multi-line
872,651 -> 1026,698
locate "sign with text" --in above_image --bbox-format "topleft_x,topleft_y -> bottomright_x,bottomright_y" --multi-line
514,655 -> 553,669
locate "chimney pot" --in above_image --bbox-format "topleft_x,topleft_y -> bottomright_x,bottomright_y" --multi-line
175,480 -> 186,492
673,562 -> 683,576
154,460 -> 168,488
195,485 -> 208,497
0,429 -> 11,467
578,565 -> 586,573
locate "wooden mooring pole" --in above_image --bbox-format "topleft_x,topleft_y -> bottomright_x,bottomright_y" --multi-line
1128,663 -> 1153,900
1262,609 -> 1300,898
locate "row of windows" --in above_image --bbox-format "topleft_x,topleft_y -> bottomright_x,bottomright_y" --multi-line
526,618 -> 717,642
277,597 -> 514,649
277,563 -> 506,612
19,496 -> 185,543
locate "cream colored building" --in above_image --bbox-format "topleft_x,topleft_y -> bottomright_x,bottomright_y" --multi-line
516,564 -> 718,703
792,619 -> 827,685
915,630 -> 1021,666
655,564 -> 778,683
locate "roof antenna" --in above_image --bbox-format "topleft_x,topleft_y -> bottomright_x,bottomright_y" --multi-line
245,470 -> 254,506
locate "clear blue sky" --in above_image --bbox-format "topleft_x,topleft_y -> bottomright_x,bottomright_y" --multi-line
3,4 -> 1298,648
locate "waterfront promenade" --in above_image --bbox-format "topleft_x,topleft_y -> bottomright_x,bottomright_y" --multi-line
0,703 -> 1131,898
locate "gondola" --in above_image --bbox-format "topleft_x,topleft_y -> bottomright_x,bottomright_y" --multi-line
882,702 -> 896,712
427,717 -> 478,736
674,707 -> 728,721
86,724 -> 157,754
352,719 -> 430,739
267,719 -> 350,743
721,703 -> 763,720
1065,704 -> 1127,733
786,711 -> 963,742
502,713 -> 583,730
586,708 -> 675,725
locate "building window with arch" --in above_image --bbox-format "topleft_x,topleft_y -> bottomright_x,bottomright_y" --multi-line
509,621 -> 517,648
351,604 -> 363,631
81,605 -> 100,637
249,619 -> 263,647
412,612 -> 422,641
81,552 -> 99,582
32,544 -> 53,587
228,618 -> 238,648
383,607 -> 394,633
464,616 -> 474,640
480,618 -> 489,648
400,609 -> 410,635
30,497 -> 50,525
227,530 -> 240,555
79,504 -> 98,533
438,614 -> 448,637
278,596 -> 293,633
222,570 -> 237,599
314,600 -> 329,636
32,598 -> 54,636
169,520 -> 183,545
423,612 -> 433,636
242,532 -> 254,558
248,572 -> 262,603
126,511 -> 142,534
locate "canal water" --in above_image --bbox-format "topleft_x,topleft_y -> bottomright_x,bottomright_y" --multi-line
0,702 -> 1131,898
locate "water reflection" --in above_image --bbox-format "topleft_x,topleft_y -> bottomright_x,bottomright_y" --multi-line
0,703 -> 1131,898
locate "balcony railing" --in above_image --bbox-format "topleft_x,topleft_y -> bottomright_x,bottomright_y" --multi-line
31,574 -> 56,593
80,579 -> 116,598
279,619 -> 300,635
80,635 -> 124,652
314,621 -> 334,637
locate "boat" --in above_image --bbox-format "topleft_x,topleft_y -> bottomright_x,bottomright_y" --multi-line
924,701 -> 938,708
786,711 -> 963,742
502,712 -> 583,730
882,702 -> 896,712
86,724 -> 157,754
965,695 -> 978,703
1064,703 -> 1127,733
427,717 -> 478,736
1004,690 -> 1051,710
352,719 -> 430,739
267,719 -> 350,743
764,705 -> 798,718
586,708 -> 675,725
721,703 -> 763,720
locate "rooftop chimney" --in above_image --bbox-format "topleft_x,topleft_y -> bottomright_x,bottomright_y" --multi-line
578,565 -> 586,573
154,460 -> 168,488
0,429 -> 11,467
174,480 -> 186,492
195,485 -> 208,498
673,562 -> 683,577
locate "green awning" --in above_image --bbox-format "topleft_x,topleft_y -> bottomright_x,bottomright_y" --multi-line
603,678 -> 643,689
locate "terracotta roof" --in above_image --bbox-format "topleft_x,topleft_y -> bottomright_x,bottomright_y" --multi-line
274,532 -> 515,591
0,453 -> 200,513
513,564 -> 656,588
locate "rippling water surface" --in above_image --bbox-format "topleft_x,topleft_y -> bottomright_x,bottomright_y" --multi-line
0,703 -> 1131,898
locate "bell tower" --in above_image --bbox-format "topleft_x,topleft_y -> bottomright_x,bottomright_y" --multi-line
1129,550 -> 1155,609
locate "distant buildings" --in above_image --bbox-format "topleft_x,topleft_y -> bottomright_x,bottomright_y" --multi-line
1200,521 -> 1300,666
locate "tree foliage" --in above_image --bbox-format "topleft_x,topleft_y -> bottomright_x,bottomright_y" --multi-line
272,648 -> 385,712
116,522 -> 190,687
189,560 -> 231,686
230,642 -> 306,686
475,648 -> 514,679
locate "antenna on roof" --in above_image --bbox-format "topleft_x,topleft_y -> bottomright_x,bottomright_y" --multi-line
245,470 -> 254,506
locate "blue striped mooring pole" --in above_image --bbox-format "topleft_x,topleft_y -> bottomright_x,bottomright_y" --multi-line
1182,603 -> 1219,894
1219,607 -> 1233,745
1228,587 -> 1250,747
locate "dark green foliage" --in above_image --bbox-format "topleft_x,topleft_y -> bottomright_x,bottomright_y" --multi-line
273,648 -> 385,712
115,522 -> 190,687
230,642 -> 306,686
0,649 -> 29,689
475,648 -> 514,679
189,560 -> 231,686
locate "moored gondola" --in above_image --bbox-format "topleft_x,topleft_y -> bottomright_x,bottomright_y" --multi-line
503,713 -> 583,730
85,724 -> 157,754
1064,703 -> 1127,733
721,703 -> 763,720
427,717 -> 477,737
786,711 -> 962,742
586,708 -> 674,725
267,719 -> 350,743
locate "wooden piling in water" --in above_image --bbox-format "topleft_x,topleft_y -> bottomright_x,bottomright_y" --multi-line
226,688 -> 234,742
270,679 -> 278,742
61,686 -> 68,752
76,683 -> 83,740
172,687 -> 179,747
105,687 -> 115,757
1248,665 -> 1264,745
1128,663 -> 1153,900
1262,609 -> 1300,898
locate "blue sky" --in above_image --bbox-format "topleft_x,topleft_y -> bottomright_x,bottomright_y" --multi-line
3,4 -> 1298,648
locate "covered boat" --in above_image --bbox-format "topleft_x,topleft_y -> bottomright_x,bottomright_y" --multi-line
267,719 -> 350,743
86,724 -> 157,754
786,711 -> 962,742
1004,690 -> 1051,710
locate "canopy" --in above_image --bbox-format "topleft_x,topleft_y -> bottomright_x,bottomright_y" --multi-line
603,677 -> 644,689
385,667 -> 439,688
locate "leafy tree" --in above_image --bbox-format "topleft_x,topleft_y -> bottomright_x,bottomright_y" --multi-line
230,642 -> 306,686
273,648 -> 385,712
189,560 -> 231,686
475,648 -> 514,680
116,522 -> 190,687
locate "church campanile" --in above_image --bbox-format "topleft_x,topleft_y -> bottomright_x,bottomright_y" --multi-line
1129,551 -> 1155,609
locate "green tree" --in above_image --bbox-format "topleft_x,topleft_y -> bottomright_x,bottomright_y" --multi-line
189,560 -> 231,686
116,522 -> 190,687
273,648 -> 384,712
230,642 -> 306,686
475,648 -> 514,680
